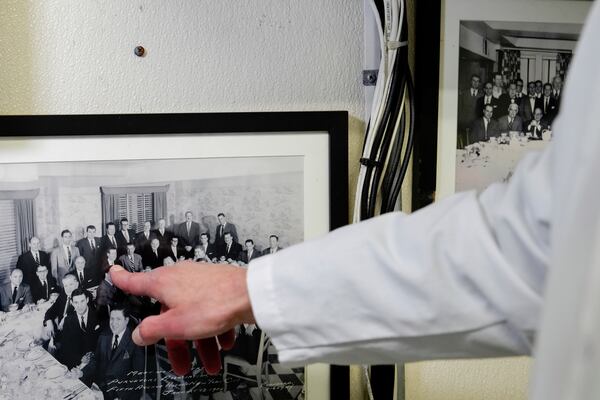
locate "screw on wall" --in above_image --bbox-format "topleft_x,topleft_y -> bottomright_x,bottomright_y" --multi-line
134,46 -> 145,57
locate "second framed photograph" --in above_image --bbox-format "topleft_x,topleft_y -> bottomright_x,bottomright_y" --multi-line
0,111 -> 348,400
436,0 -> 592,198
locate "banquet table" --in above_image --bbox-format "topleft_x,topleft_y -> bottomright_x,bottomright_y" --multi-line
456,134 -> 550,192
0,301 -> 101,400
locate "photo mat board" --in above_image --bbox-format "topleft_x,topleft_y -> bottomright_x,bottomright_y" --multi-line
436,0 -> 592,198
0,111 -> 349,400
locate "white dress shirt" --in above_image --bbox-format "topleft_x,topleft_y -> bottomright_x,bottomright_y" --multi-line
248,3 -> 600,399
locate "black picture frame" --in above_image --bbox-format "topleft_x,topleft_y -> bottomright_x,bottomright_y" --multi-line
0,111 -> 349,399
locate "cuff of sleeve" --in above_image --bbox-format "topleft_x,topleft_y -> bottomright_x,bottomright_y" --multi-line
247,255 -> 287,347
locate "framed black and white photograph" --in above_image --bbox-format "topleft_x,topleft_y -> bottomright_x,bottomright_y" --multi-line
0,112 -> 348,400
435,0 -> 592,197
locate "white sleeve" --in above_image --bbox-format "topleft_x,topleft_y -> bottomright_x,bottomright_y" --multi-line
247,142 -> 554,365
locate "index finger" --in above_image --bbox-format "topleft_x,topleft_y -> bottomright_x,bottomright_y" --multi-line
110,265 -> 162,300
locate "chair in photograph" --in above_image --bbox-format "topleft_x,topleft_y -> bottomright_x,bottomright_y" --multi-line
223,330 -> 271,399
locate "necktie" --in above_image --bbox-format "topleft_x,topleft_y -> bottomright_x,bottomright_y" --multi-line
220,225 -> 224,237
34,252 -> 39,264
81,316 -> 86,330
472,89 -> 476,97
42,281 -> 48,299
12,286 -> 17,303
112,335 -> 119,352
64,296 -> 71,316
111,236 -> 116,247
545,98 -> 549,112
67,246 -> 72,265
509,118 -> 513,130
187,222 -> 191,236
79,272 -> 84,283
124,231 -> 129,242
227,243 -> 231,254
90,240 -> 95,253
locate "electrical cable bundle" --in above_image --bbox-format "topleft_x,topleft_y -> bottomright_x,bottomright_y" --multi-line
353,0 -> 415,223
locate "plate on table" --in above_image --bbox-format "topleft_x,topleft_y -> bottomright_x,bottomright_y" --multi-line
16,337 -> 32,351
45,364 -> 68,379
24,346 -> 45,361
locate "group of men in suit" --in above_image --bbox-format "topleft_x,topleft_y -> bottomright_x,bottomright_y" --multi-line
458,72 -> 563,145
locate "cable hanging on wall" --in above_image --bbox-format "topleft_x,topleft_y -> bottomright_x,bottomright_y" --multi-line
354,0 -> 414,223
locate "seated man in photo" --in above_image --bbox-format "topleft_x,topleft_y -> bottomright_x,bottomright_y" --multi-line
199,232 -> 217,262
0,268 -> 33,312
43,274 -> 79,346
80,306 -> 144,399
71,256 -> 100,290
142,238 -> 162,269
30,264 -> 59,303
469,104 -> 499,144
56,288 -> 100,369
238,239 -> 261,265
527,107 -> 551,140
118,242 -> 144,273
192,246 -> 212,263
218,232 -> 242,263
162,236 -> 184,262
497,103 -> 524,134
262,234 -> 283,256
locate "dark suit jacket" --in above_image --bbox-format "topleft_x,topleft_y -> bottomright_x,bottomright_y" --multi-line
30,275 -> 59,303
76,237 -> 102,269
83,327 -> 144,400
496,115 -> 524,133
0,283 -> 33,311
100,235 -> 119,253
458,89 -> 482,128
495,94 -> 519,117
526,118 -> 551,139
142,248 -> 162,269
16,250 -> 50,287
161,246 -> 185,263
261,246 -> 284,256
151,229 -> 173,249
469,117 -> 499,144
134,231 -> 153,254
214,222 -> 239,246
199,243 -> 218,261
115,229 -> 136,257
520,96 -> 543,123
177,221 -> 201,248
218,242 -> 242,261
43,291 -> 75,327
57,308 -> 101,369
238,249 -> 261,264
71,266 -> 101,290
541,96 -> 559,123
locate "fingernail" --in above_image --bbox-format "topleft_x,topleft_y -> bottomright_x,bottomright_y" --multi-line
132,327 -> 145,346
110,265 -> 124,272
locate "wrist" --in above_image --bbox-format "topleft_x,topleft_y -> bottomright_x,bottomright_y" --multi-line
229,267 -> 256,326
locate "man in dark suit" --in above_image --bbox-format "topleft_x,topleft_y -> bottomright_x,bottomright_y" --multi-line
134,221 -> 153,255
515,78 -> 525,98
535,80 -> 543,99
526,107 -> 551,140
30,264 -> 59,303
475,82 -> 501,118
71,256 -> 100,290
497,103 -> 524,134
99,247 -> 120,277
469,104 -> 499,144
520,81 -> 543,122
0,268 -> 33,312
142,238 -> 162,269
541,83 -> 559,124
218,232 -> 242,262
57,288 -> 100,369
152,218 -> 172,249
51,229 -> 81,285
161,237 -> 185,262
192,246 -> 211,262
199,232 -> 217,262
552,75 -> 563,108
115,218 -> 136,258
16,236 -> 50,287
238,239 -> 261,265
177,211 -> 201,254
497,82 -> 522,113
76,225 -> 102,272
100,222 -> 119,254
118,242 -> 144,273
262,235 -> 284,256
81,307 -> 144,400
43,274 -> 79,340
458,74 -> 483,135
214,213 -> 239,246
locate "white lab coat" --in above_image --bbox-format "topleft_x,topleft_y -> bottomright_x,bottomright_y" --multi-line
248,2 -> 600,399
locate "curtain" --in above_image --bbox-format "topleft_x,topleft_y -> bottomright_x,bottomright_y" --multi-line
498,49 -> 521,83
100,191 -> 120,234
14,199 -> 35,255
153,191 -> 167,224
557,52 -> 572,79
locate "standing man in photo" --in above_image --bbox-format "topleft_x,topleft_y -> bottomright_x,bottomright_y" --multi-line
177,211 -> 200,257
16,236 -> 50,287
134,221 -> 153,254
100,223 -> 119,254
458,74 -> 483,141
51,229 -> 80,285
115,218 -> 135,258
77,225 -> 102,273
152,218 -> 172,249
214,213 -> 238,247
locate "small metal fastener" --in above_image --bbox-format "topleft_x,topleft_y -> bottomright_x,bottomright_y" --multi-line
134,46 -> 145,57
363,69 -> 378,86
